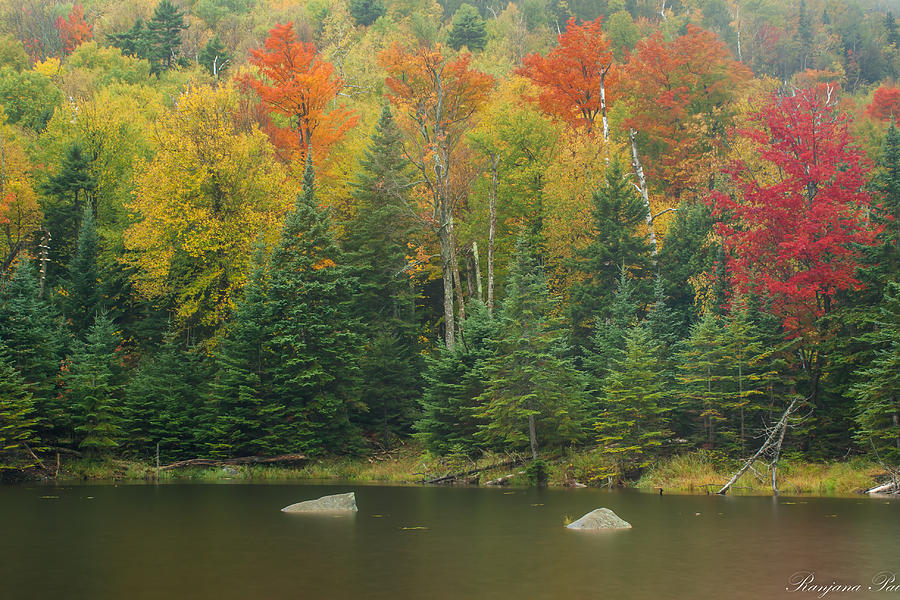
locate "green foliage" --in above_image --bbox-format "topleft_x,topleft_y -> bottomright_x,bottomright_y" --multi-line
194,0 -> 253,27
65,313 -> 124,455
0,67 -> 62,131
0,36 -> 29,72
569,160 -> 653,355
448,4 -> 487,51
198,36 -> 231,77
109,1 -> 187,75
475,236 -> 589,457
63,206 -> 103,334
0,346 -> 41,471
582,269 -> 639,391
350,0 -> 386,26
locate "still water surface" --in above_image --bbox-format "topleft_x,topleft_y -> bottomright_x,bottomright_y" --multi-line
1,482 -> 898,599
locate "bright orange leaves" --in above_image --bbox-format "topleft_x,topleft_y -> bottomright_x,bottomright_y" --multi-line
243,23 -> 356,163
56,4 -> 92,55
867,86 -> 900,122
517,17 -> 616,133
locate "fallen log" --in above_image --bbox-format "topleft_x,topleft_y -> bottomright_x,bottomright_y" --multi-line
485,473 -> 516,486
866,481 -> 898,495
424,457 -> 525,485
159,453 -> 307,472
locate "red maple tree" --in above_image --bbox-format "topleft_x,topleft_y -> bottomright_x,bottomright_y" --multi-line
711,86 -> 877,337
56,4 -> 92,54
866,86 -> 900,122
517,17 -> 616,134
242,23 -> 356,162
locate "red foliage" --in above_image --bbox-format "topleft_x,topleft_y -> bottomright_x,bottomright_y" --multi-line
866,86 -> 900,122
241,23 -> 356,163
624,24 -> 751,198
710,87 -> 878,336
517,17 -> 616,133
55,4 -> 92,54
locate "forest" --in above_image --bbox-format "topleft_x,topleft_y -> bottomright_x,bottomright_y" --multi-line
0,0 -> 899,484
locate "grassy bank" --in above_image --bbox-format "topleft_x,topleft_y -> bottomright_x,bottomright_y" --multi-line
44,445 -> 890,496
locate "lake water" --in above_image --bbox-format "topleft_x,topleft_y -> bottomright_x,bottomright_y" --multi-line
1,482 -> 898,599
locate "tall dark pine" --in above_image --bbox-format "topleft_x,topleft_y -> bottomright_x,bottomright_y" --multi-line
64,205 -> 103,335
349,0 -> 385,26
582,269 -> 639,393
345,106 -> 424,444
448,4 -> 488,51
41,143 -> 96,281
147,0 -> 187,74
198,36 -> 230,78
569,160 -> 653,355
109,19 -> 151,60
0,345 -> 41,474
268,158 -> 363,453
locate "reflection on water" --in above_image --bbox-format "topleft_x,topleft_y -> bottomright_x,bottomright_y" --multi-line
1,483 -> 897,600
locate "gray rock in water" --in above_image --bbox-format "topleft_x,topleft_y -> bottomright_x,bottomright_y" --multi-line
566,508 -> 631,530
281,492 -> 358,513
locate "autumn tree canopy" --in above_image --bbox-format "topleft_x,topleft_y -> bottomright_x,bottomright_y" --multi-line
55,4 -> 92,55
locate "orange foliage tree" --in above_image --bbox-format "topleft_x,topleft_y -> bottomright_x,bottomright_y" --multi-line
517,17 -> 617,137
623,25 -> 751,199
55,4 -> 92,55
242,23 -> 356,163
379,42 -> 493,348
866,86 -> 900,122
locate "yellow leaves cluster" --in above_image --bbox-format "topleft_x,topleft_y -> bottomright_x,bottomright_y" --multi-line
125,83 -> 295,332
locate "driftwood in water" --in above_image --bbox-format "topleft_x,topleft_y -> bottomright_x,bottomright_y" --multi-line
866,481 -> 898,494
485,473 -> 521,486
158,453 -> 307,472
718,398 -> 803,496
424,457 -> 525,485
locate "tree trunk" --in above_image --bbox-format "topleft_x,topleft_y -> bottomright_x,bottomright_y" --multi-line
38,228 -> 51,297
528,414 -> 539,460
599,65 -> 611,141
629,129 -> 658,256
449,229 -> 466,331
487,154 -> 498,313
438,222 -> 456,348
472,241 -> 483,303
464,244 -> 475,298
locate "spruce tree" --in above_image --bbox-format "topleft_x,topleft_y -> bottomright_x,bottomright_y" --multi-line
63,205 -> 103,335
415,301 -> 499,456
0,346 -> 41,473
146,0 -> 187,74
198,36 -> 231,78
582,268 -> 639,392
569,160 -> 653,354
66,313 -> 124,456
268,158 -> 363,454
345,106 -> 424,444
595,322 -> 671,481
448,4 -> 488,51
109,19 -> 151,60
475,235 -> 589,458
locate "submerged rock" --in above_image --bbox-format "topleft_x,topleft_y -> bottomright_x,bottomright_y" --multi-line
566,508 -> 631,530
281,492 -> 358,513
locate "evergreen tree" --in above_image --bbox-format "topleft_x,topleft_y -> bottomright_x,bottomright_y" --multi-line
415,301 -> 498,456
146,0 -> 187,74
594,322 -> 671,481
198,36 -> 231,78
675,310 -> 728,448
862,120 -> 900,297
124,329 -> 210,461
0,346 -> 41,473
0,259 -> 65,443
63,205 -> 103,335
267,158 -> 363,453
345,106 -> 423,444
109,19 -> 151,60
851,282 -> 900,464
582,268 -> 639,392
41,143 -> 96,280
66,313 -> 124,455
476,235 -> 589,458
349,0 -> 385,27
569,161 -> 653,354
448,4 -> 488,51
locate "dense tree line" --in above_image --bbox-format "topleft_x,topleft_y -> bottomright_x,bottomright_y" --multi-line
0,0 -> 899,480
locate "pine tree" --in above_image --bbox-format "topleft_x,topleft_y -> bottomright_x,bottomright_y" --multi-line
415,301 -> 498,456
675,310 -> 729,448
0,346 -> 41,473
476,235 -> 589,458
569,161 -> 653,354
198,36 -> 231,78
41,143 -> 96,280
267,158 -> 363,453
0,258 -> 65,443
594,322 -> 671,481
146,0 -> 187,74
349,0 -> 385,27
109,19 -> 151,60
66,313 -> 124,455
582,268 -> 639,393
345,106 -> 423,444
63,205 -> 103,335
448,4 -> 488,52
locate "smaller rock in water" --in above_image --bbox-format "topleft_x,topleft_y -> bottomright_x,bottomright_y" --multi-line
566,508 -> 631,530
281,492 -> 358,513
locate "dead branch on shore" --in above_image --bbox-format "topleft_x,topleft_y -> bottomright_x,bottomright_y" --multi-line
423,455 -> 526,485
158,454 -> 308,472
